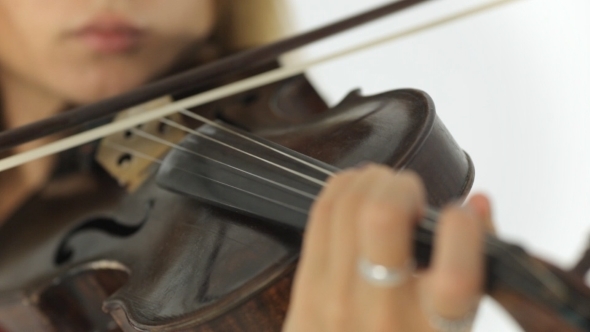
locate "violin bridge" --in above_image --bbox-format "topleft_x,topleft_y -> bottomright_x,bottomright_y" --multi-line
95,96 -> 186,192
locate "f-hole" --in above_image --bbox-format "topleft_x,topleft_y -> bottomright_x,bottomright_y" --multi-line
54,200 -> 155,266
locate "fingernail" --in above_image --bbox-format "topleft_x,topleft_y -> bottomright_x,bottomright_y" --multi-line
462,203 -> 478,219
430,205 -> 484,318
465,194 -> 490,220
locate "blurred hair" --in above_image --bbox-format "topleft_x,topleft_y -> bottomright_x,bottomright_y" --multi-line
214,0 -> 292,52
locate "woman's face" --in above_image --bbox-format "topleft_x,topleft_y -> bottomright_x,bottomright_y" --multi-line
0,0 -> 215,104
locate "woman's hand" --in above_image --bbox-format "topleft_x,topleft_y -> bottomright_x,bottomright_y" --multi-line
283,165 -> 492,332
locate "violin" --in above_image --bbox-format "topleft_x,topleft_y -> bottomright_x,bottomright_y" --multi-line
0,1 -> 589,331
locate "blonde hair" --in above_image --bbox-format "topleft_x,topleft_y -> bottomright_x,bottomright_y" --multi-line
214,0 -> 293,51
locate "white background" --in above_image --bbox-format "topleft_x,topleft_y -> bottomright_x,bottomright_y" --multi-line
284,0 -> 590,331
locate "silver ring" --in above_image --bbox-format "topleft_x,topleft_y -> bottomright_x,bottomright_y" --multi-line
427,304 -> 477,332
357,257 -> 415,287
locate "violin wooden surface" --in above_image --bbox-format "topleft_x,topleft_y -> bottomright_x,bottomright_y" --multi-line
489,252 -> 590,332
0,1 -> 588,331
0,76 -> 474,331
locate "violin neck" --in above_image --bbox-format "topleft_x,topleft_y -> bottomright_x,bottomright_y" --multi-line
152,99 -> 590,331
414,223 -> 590,331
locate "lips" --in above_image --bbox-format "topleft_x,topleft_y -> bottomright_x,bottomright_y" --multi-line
72,15 -> 145,54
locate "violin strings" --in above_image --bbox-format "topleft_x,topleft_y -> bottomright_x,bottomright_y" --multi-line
156,118 -> 327,186
127,119 -> 446,233
129,127 -> 318,199
176,109 -> 335,177
102,141 -> 310,215
133,116 -> 442,227
0,0 -> 522,173
105,134 -> 482,248
106,135 -> 569,305
1,0 -> 567,308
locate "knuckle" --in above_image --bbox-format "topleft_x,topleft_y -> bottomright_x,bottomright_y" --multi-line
309,196 -> 335,221
360,190 -> 415,226
359,200 -> 414,237
338,184 -> 370,208
362,199 -> 409,225
315,172 -> 356,208
396,170 -> 426,198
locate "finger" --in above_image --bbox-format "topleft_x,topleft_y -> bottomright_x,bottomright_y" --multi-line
327,165 -> 390,289
293,165 -> 394,332
468,193 -> 495,233
358,170 -> 426,269
427,202 -> 485,321
353,170 -> 426,329
299,169 -> 359,276
287,170 -> 361,332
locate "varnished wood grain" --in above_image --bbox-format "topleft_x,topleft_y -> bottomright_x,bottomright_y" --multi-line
0,77 -> 474,331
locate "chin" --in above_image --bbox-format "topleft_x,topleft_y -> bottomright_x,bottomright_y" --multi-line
40,44 -> 190,106
65,84 -> 142,105
57,72 -> 152,105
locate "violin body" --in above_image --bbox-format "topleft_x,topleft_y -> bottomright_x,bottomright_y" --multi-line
0,76 -> 474,331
